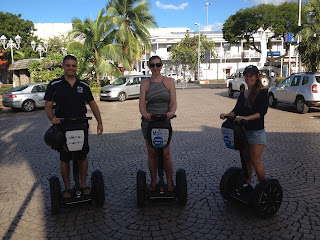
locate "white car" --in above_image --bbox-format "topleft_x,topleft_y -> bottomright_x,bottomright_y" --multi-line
268,72 -> 320,114
167,73 -> 183,82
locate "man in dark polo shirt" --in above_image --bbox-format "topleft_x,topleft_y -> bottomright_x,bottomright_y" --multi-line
44,55 -> 103,198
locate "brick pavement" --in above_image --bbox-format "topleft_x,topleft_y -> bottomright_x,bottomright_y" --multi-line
0,89 -> 320,239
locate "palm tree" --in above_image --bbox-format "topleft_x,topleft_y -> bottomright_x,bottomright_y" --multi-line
106,0 -> 156,70
69,8 -> 124,87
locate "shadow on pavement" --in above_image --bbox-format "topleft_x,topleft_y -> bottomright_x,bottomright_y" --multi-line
0,110 -> 319,239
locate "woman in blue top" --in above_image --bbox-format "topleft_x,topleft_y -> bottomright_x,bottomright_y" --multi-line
220,65 -> 268,185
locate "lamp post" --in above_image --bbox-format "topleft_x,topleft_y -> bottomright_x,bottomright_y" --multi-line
195,23 -> 201,81
61,47 -> 67,55
0,35 -> 21,63
257,27 -> 274,68
297,0 -> 302,72
31,40 -> 48,58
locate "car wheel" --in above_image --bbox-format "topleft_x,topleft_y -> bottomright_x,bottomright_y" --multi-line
253,179 -> 283,218
118,92 -> 126,102
228,84 -> 234,98
91,169 -> 105,208
296,97 -> 309,114
49,176 -> 61,215
261,76 -> 271,89
220,167 -> 242,200
22,100 -> 35,112
268,93 -> 277,107
240,85 -> 245,93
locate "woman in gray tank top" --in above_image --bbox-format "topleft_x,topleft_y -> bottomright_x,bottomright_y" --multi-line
139,56 -> 177,192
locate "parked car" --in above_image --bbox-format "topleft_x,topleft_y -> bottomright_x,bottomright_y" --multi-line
2,83 -> 48,112
227,66 -> 277,97
268,72 -> 320,113
100,75 -> 151,102
167,73 -> 183,82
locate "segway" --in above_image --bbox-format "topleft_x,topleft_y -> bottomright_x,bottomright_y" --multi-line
137,114 -> 187,207
220,116 -> 283,218
46,117 -> 105,215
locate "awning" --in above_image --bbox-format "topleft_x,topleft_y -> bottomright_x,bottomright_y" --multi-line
8,59 -> 39,71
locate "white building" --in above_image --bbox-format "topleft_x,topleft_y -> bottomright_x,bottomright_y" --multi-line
34,24 -> 298,80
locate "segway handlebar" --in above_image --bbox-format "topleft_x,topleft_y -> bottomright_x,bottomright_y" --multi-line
141,114 -> 176,120
60,117 -> 92,122
224,115 -> 248,124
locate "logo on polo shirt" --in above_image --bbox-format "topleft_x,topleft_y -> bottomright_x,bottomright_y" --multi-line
77,86 -> 83,93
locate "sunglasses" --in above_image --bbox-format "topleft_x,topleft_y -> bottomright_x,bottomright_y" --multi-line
149,62 -> 162,68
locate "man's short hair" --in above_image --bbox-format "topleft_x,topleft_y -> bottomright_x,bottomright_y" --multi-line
63,55 -> 78,64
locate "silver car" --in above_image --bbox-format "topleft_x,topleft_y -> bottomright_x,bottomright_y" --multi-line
2,83 -> 48,112
268,72 -> 320,113
100,75 -> 150,102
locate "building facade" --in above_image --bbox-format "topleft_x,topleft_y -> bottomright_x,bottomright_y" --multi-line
34,24 -> 299,81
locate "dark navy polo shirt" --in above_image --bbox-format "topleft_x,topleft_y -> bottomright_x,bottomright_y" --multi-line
232,89 -> 268,130
44,76 -> 94,118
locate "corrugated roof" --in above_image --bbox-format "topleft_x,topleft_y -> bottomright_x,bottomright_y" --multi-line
8,59 -> 39,71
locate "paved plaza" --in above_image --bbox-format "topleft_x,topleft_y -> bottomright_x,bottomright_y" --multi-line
0,88 -> 320,240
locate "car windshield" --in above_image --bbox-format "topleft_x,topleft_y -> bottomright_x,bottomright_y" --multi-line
110,77 -> 128,85
316,76 -> 320,83
8,85 -> 29,92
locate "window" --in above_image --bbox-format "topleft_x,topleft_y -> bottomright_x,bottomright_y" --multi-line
291,76 -> 301,86
302,76 -> 309,85
316,76 -> 320,83
281,77 -> 290,85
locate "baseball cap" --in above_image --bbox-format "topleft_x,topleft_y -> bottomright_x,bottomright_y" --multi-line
243,65 -> 259,75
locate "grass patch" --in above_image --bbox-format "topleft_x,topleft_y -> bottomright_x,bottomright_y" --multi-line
0,86 -> 13,95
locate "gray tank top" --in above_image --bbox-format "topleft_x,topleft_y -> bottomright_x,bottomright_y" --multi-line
146,78 -> 170,115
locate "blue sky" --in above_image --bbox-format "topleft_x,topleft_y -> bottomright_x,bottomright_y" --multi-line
2,0 -> 308,31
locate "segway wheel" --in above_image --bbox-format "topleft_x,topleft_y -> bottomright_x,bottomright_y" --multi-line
91,170 -> 105,208
49,176 -> 61,215
176,168 -> 187,206
220,167 -> 242,200
136,169 -> 146,207
253,179 -> 283,218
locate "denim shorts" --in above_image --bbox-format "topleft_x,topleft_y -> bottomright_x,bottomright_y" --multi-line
245,129 -> 266,145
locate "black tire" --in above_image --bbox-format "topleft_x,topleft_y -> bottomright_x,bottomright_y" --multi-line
49,176 -> 61,215
228,84 -> 234,98
176,168 -> 187,206
253,179 -> 283,218
22,100 -> 35,112
261,76 -> 271,88
136,169 -> 146,207
118,92 -> 126,102
220,167 -> 242,200
91,170 -> 105,208
268,93 -> 277,107
240,85 -> 245,93
296,96 -> 309,114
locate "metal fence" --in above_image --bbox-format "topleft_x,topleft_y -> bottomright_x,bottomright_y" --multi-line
175,80 -> 188,89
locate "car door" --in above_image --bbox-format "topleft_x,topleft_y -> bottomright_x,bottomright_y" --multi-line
286,76 -> 301,103
276,77 -> 290,102
31,84 -> 47,107
125,77 -> 140,97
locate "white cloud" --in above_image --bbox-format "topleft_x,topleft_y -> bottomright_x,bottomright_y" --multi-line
244,0 -> 308,5
204,23 -> 224,31
155,1 -> 189,10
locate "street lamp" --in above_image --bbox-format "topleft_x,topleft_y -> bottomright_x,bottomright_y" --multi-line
257,27 -> 274,67
0,35 -> 21,63
31,40 -> 48,58
195,23 -> 201,81
61,47 -> 67,55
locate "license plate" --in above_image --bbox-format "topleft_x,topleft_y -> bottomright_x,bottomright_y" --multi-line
100,93 -> 108,97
